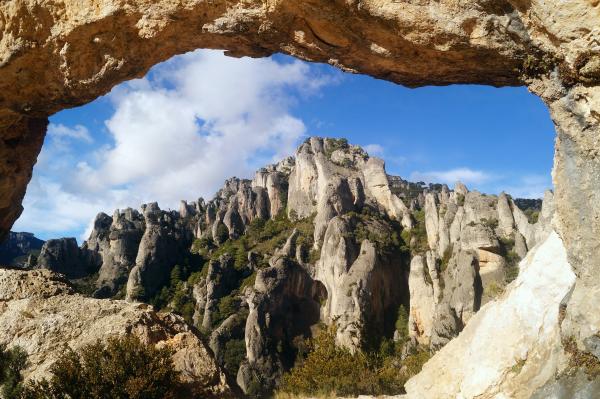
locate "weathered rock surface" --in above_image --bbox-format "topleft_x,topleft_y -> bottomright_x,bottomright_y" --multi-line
240,246 -> 325,394
287,137 -> 412,248
0,269 -> 235,398
404,231 -> 576,399
88,209 -> 145,298
126,203 -> 194,301
1,6 -> 600,393
316,215 -> 407,350
36,237 -> 100,279
408,183 -> 555,349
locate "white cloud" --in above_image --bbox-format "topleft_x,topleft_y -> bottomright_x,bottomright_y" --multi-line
14,50 -> 333,241
410,167 -> 492,186
364,144 -> 384,156
47,124 -> 93,143
502,174 -> 552,199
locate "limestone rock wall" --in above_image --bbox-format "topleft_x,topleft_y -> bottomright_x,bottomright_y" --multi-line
404,231 -> 576,399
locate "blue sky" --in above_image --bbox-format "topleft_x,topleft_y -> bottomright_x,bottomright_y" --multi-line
12,50 -> 555,241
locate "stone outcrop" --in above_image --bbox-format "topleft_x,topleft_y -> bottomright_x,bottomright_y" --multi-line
0,269 -> 235,398
126,203 -> 194,301
238,231 -> 326,394
0,231 -> 44,267
87,209 -> 145,298
404,231 -> 576,399
316,215 -> 407,350
36,237 -> 100,279
20,137 -> 570,395
287,137 -> 412,249
406,183 -> 557,349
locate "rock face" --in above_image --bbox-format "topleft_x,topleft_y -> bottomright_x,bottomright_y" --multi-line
36,237 -> 100,279
404,231 -> 576,399
239,250 -> 325,394
20,137 -> 568,395
2,5 -> 600,391
287,137 -> 412,245
88,209 -> 145,298
126,203 -> 194,301
407,184 -> 556,350
316,215 -> 407,350
0,231 -> 44,267
0,269 -> 235,398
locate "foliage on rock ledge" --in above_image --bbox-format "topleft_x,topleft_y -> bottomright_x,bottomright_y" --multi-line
277,326 -> 430,397
18,336 -> 182,399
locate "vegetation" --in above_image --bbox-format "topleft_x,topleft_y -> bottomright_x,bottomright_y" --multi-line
150,212 -> 316,332
150,261 -> 201,324
480,218 -> 499,230
70,273 -> 100,297
0,344 -> 28,399
19,336 -> 182,399
513,198 -> 542,224
440,245 -> 453,273
401,209 -> 428,255
498,234 -> 521,284
323,138 -> 349,159
394,305 -> 410,344
523,209 -> 540,224
278,326 -> 430,397
223,338 -> 247,375
344,207 -> 405,258
563,336 -> 600,379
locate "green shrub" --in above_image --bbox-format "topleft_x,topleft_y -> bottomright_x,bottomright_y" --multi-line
223,339 -> 247,375
524,209 -> 540,224
406,210 -> 428,255
0,344 -> 28,399
278,326 -> 380,397
480,218 -> 499,230
21,336 -> 181,399
278,325 -> 419,397
394,305 -> 409,343
440,245 -> 453,273
215,223 -> 229,244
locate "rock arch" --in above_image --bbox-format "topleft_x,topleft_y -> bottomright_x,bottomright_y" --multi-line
1,0 -> 600,393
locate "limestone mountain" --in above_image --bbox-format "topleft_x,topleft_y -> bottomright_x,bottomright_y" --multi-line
2,137 -> 553,396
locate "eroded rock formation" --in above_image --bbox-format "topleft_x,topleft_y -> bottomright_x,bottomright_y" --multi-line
1,1 -> 600,394
0,268 -> 235,398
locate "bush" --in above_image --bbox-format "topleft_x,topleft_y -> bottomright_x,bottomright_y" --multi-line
440,245 -> 453,273
21,336 -> 181,399
278,325 -> 417,397
395,305 -> 409,343
279,326 -> 380,397
0,344 -> 28,399
223,339 -> 247,375
480,218 -> 499,230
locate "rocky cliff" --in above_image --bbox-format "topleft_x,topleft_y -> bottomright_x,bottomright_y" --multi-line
0,231 -> 44,268
0,268 -> 235,397
17,137 -> 556,396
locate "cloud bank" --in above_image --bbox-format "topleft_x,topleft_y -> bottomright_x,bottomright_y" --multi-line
14,50 -> 333,240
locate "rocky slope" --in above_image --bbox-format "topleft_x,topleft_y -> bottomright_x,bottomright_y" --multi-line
0,268 -> 235,398
0,231 -> 44,268
19,137 -> 555,396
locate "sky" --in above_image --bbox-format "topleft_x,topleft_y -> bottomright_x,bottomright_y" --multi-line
12,50 -> 556,241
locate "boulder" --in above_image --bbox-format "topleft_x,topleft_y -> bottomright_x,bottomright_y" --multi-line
0,269 -> 235,398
